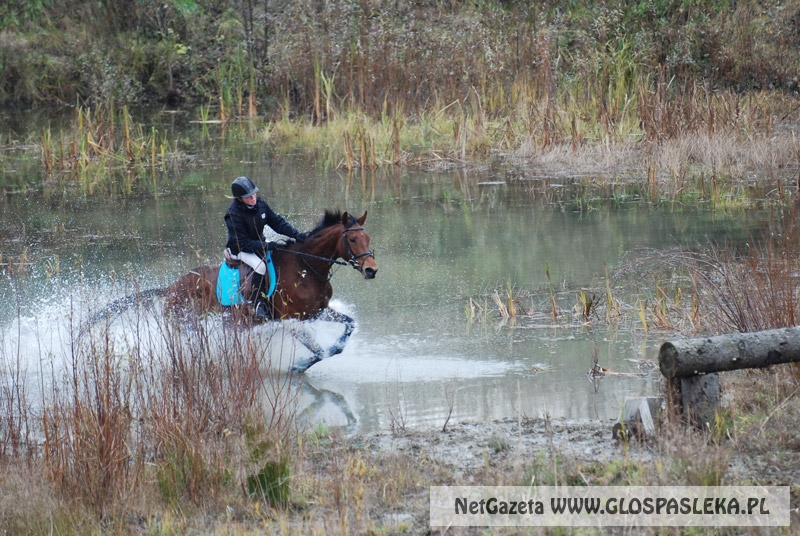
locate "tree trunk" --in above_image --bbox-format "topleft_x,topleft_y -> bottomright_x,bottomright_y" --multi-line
659,326 -> 800,379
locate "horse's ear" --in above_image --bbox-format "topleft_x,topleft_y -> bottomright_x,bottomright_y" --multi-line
340,211 -> 350,225
357,211 -> 367,226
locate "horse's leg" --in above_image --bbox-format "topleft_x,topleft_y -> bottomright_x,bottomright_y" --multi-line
289,323 -> 326,373
288,309 -> 355,372
321,308 -> 356,357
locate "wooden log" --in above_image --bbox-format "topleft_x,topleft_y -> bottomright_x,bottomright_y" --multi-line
659,326 -> 800,379
678,374 -> 721,428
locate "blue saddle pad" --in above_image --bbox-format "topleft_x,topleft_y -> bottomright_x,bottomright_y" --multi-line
216,261 -> 244,306
215,252 -> 277,307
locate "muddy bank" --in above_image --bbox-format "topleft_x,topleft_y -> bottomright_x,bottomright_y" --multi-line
288,408 -> 800,534
291,417 -> 653,534
363,417 -> 632,481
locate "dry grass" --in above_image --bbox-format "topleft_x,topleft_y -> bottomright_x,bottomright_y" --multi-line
0,294 -> 302,533
475,203 -> 800,342
8,70 -> 800,200
651,207 -> 800,335
1,295 -> 799,533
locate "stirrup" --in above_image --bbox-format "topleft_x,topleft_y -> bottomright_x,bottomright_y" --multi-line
254,301 -> 270,321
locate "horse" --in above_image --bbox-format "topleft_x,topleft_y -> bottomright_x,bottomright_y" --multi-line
84,210 -> 377,372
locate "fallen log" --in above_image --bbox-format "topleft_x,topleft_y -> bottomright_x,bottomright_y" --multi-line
659,326 -> 800,379
659,326 -> 800,427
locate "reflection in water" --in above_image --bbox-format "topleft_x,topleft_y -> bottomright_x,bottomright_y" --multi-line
0,157 -> 784,434
296,377 -> 359,431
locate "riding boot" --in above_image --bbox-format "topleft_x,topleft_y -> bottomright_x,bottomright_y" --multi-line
249,271 -> 270,321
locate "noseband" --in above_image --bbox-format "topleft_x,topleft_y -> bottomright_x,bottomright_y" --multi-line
342,226 -> 375,271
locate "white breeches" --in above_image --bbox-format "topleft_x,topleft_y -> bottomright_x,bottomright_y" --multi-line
228,250 -> 266,275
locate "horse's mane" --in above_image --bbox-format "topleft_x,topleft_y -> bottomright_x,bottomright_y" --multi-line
309,210 -> 355,235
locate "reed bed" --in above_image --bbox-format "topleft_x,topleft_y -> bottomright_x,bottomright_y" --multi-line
36,105 -> 181,197
2,1 -> 800,201
5,78 -> 797,203
0,289 -> 300,531
664,210 -> 800,335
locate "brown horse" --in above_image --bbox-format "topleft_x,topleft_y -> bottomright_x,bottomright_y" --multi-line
85,210 -> 377,372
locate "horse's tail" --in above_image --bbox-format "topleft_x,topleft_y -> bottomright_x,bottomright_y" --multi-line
79,287 -> 169,340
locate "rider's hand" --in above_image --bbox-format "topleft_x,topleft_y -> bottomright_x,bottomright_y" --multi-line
266,241 -> 278,251
295,232 -> 309,243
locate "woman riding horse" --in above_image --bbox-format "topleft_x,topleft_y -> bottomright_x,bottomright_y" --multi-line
82,206 -> 377,372
172,208 -> 376,370
224,176 -> 307,320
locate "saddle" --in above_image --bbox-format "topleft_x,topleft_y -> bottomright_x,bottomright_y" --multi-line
224,248 -> 243,268
216,249 -> 276,306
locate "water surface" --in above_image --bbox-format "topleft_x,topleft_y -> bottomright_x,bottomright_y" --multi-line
0,153 -> 779,434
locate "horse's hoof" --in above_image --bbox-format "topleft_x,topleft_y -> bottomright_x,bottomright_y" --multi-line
292,354 -> 323,373
291,361 -> 312,373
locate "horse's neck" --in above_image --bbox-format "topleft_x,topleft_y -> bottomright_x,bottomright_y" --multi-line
296,225 -> 342,270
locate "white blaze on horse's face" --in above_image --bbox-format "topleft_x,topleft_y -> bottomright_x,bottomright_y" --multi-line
342,211 -> 377,279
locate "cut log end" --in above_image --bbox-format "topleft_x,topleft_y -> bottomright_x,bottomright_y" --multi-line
659,342 -> 680,379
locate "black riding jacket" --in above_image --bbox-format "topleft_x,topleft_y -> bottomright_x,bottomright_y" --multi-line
224,197 -> 301,255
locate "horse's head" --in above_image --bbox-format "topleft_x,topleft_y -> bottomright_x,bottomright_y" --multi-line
340,211 -> 377,279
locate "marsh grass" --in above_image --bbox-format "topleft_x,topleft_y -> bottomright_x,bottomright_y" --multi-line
0,279 -> 302,531
2,1 -> 800,203
7,69 -> 800,203
2,284 -> 800,533
258,78 -> 800,191
478,206 -> 800,341
38,105 -> 178,196
610,206 -> 800,337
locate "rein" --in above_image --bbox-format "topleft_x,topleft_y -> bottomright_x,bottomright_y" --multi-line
281,249 -> 349,266
276,248 -> 344,282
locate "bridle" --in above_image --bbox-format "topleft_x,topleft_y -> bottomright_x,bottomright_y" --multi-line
341,225 -> 375,272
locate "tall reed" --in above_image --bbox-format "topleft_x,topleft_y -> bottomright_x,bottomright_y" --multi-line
1,283 -> 300,524
38,105 -> 176,196
608,206 -> 800,335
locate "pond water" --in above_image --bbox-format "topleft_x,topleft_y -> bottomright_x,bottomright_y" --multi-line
0,131 -> 781,435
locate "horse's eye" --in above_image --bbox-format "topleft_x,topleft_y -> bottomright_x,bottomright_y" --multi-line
349,237 -> 356,243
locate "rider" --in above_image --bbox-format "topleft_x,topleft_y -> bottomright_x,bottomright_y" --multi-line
225,176 -> 306,320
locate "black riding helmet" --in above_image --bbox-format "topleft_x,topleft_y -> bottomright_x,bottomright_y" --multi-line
231,176 -> 259,198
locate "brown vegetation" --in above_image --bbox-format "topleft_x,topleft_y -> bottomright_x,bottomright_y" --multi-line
3,2 -> 800,199
2,2 -> 800,533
